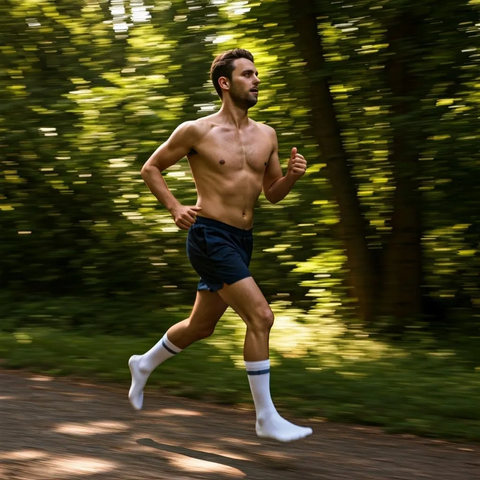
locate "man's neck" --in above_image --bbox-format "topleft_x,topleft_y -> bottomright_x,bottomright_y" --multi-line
217,101 -> 250,129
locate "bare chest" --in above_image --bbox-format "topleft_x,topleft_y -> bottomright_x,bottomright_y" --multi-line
195,128 -> 272,174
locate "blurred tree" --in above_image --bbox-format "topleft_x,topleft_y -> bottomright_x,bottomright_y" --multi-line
280,0 -> 480,324
1,0 -> 479,333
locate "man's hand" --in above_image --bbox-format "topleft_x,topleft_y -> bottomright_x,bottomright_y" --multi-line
170,205 -> 202,230
286,147 -> 307,180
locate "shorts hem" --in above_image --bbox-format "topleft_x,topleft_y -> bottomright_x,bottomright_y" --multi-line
197,273 -> 252,293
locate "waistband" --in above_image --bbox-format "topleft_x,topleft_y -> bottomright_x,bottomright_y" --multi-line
195,216 -> 253,238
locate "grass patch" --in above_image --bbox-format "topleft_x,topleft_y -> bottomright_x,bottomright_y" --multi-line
1,326 -> 480,442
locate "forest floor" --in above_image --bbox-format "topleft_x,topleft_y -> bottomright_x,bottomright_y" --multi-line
1,370 -> 479,480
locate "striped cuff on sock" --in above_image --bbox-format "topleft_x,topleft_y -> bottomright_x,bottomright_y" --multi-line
162,334 -> 182,355
245,359 -> 270,376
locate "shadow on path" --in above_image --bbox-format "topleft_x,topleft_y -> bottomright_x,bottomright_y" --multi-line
0,370 -> 479,480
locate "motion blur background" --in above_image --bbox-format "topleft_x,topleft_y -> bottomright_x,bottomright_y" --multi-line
1,0 -> 480,440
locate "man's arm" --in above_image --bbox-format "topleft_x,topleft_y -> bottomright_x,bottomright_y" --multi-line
141,121 -> 201,230
262,129 -> 307,204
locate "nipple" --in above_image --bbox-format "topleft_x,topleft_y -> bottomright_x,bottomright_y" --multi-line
219,159 -> 225,165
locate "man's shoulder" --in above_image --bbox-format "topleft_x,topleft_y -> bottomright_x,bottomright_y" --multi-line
173,117 -> 213,141
253,120 -> 275,134
253,120 -> 277,140
183,116 -> 216,136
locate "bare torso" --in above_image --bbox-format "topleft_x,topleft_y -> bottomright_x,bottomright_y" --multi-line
187,114 -> 274,230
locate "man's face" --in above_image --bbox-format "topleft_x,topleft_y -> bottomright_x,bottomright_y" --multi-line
228,58 -> 260,109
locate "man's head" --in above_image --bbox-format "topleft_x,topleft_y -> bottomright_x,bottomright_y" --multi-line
210,49 -> 260,108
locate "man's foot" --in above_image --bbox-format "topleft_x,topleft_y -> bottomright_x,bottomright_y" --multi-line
256,413 -> 313,442
128,355 -> 149,410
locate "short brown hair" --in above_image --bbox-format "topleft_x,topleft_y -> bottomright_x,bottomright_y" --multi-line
210,49 -> 254,98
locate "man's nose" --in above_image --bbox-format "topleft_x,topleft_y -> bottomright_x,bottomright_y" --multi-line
254,76 -> 260,85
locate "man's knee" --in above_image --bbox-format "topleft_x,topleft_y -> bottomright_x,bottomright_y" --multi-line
187,319 -> 216,340
196,324 -> 216,340
249,307 -> 274,332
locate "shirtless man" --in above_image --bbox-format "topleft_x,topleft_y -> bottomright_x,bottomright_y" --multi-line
128,49 -> 312,442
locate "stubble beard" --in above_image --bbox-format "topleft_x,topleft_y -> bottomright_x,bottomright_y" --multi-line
230,82 -> 258,110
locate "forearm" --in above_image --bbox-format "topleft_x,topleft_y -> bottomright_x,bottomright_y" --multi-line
141,165 -> 181,212
266,174 -> 297,204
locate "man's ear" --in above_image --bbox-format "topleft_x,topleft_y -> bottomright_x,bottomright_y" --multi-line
218,76 -> 229,91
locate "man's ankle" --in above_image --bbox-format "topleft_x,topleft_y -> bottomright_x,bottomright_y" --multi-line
138,356 -> 153,374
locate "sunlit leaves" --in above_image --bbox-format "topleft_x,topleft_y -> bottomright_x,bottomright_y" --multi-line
0,0 -> 479,325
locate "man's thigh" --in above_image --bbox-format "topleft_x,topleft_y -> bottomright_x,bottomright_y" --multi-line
189,290 -> 229,328
216,277 -> 270,323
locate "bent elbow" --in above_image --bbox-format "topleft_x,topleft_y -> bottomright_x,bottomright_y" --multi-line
264,192 -> 279,205
141,164 -> 154,179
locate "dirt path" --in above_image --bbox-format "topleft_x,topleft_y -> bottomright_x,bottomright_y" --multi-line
0,370 -> 479,480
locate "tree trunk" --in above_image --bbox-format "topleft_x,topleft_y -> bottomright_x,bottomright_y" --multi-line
287,0 -> 377,322
381,14 -> 423,320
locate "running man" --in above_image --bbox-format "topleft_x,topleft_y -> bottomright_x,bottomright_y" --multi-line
129,49 -> 312,442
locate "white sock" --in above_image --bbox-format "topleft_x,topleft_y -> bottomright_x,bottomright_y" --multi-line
245,359 -> 313,442
128,333 -> 182,410
245,359 -> 277,418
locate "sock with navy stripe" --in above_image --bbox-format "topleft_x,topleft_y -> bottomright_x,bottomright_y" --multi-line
245,359 -> 313,442
128,334 -> 182,410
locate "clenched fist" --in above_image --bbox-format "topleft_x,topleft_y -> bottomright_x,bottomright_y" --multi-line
286,147 -> 307,180
171,205 -> 202,230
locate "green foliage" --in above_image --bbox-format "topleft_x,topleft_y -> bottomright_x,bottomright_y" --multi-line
0,0 -> 479,327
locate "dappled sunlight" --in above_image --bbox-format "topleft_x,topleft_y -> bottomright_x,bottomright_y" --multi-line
28,375 -> 53,382
269,309 -> 324,359
54,420 -> 130,436
220,437 -> 260,447
162,450 -> 246,477
46,456 -> 118,476
304,336 -> 412,370
0,452 -> 117,478
210,301 -> 412,369
336,338 -> 410,363
159,408 -> 202,417
259,450 -> 296,463
267,303 -> 421,365
0,449 -> 48,461
144,408 -> 203,417
215,300 -> 403,366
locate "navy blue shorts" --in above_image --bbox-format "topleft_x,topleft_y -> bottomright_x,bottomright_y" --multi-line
187,216 -> 253,292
